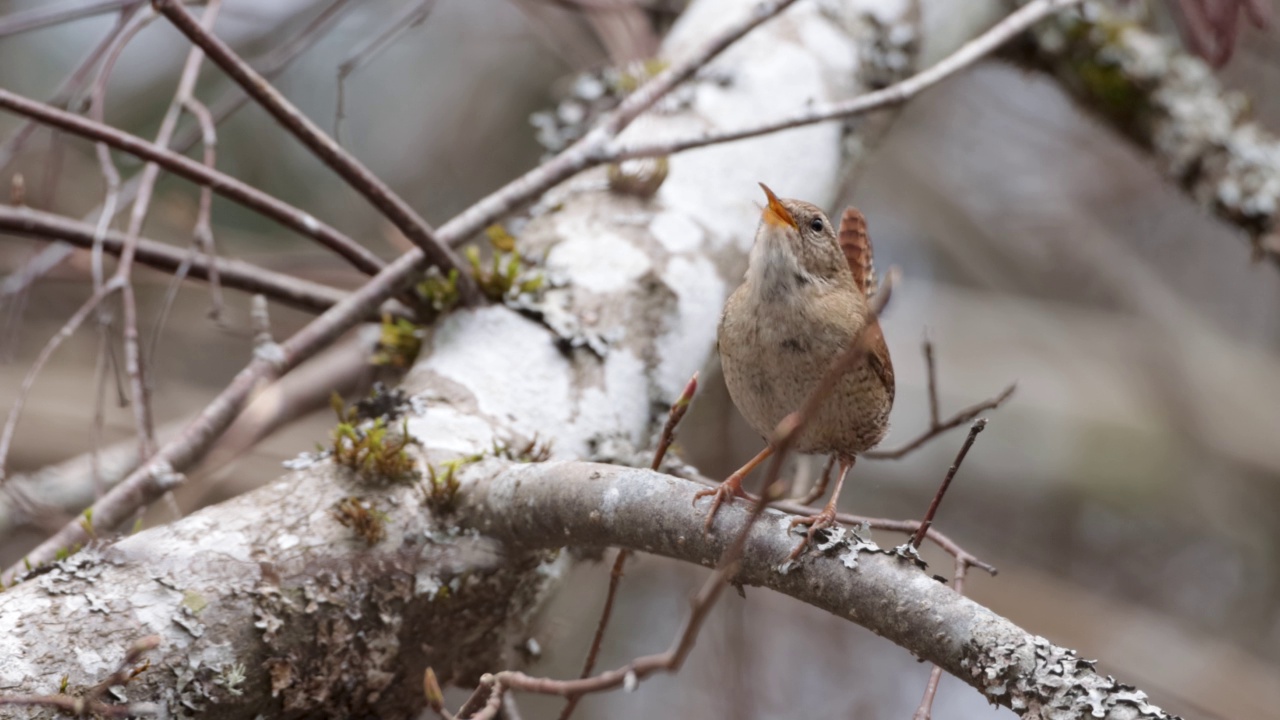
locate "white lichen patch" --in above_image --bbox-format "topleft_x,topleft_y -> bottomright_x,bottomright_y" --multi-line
405,405 -> 496,457
545,223 -> 652,294
426,307 -> 573,442
570,348 -> 649,451
649,210 -> 706,254
600,486 -> 621,525
129,581 -> 185,641
655,256 -> 725,400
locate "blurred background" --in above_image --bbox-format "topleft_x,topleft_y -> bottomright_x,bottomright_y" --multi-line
1,1 -> 1278,719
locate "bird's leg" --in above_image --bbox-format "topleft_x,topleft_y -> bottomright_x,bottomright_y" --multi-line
693,445 -> 773,531
788,455 -> 854,560
794,455 -> 836,505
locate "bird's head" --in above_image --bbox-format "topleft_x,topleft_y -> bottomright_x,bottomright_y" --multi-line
751,183 -> 848,287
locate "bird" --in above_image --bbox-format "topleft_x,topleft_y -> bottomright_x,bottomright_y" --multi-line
695,183 -> 894,559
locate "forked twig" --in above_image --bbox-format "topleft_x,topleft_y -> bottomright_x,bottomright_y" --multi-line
864,337 -> 1014,460
909,419 -> 986,550
557,373 -> 699,720
151,0 -> 475,300
605,0 -> 1086,161
0,634 -> 160,717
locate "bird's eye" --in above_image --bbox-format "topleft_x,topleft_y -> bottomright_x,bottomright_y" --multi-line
809,218 -> 824,232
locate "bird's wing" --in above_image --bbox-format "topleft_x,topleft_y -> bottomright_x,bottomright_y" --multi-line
838,207 -> 878,298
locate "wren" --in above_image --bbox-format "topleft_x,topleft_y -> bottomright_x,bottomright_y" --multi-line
696,184 -> 895,558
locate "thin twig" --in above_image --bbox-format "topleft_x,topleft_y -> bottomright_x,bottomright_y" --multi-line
0,279 -> 122,482
604,0 -> 1086,161
0,88 -> 387,276
924,334 -> 939,426
909,419 -> 986,550
0,0 -> 142,38
0,205 -> 364,316
461,280 -> 898,715
334,0 -> 437,145
557,373 -> 699,720
0,0 -> 357,295
181,96 -> 225,317
113,0 -> 226,463
864,338 -> 1014,460
151,0 -> 475,300
0,634 -> 160,717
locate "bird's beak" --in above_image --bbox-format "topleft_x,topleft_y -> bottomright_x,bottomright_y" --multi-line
759,183 -> 796,230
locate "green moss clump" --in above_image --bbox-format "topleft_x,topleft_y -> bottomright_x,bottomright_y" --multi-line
467,225 -> 544,302
331,496 -> 389,546
372,314 -> 424,368
329,393 -> 420,484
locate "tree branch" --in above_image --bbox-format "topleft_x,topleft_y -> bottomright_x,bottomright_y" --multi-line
150,0 -> 474,301
1018,0 -> 1280,266
0,457 -> 1179,720
0,204 -> 368,317
0,88 -> 387,276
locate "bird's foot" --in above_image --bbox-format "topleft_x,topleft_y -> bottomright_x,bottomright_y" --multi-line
692,480 -> 757,532
787,505 -> 839,561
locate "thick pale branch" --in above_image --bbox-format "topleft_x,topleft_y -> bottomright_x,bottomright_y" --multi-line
457,461 -> 1178,720
1020,0 -> 1280,265
605,0 -> 1085,160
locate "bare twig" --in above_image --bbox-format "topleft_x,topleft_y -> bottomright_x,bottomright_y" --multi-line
0,279 -> 121,483
0,0 -> 143,38
3,0 -> 809,579
651,372 -> 698,472
604,0 -> 1086,161
0,0 -> 1058,582
112,0 -> 226,462
864,338 -> 1015,460
0,205 -> 366,316
0,0 -> 357,295
557,373 -> 699,720
151,0 -> 475,300
462,277 -> 898,716
0,4 -> 142,173
1174,0 -> 1270,67
924,334 -> 940,425
909,420 -> 987,551
334,0 -> 437,145
180,96 -> 225,317
0,89 -> 387,276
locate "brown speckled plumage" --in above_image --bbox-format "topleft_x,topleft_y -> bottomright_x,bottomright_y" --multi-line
718,197 -> 894,457
697,185 -> 894,556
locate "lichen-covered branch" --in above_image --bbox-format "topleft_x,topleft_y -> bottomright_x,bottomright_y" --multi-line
455,460 -> 1177,720
0,464 -> 564,719
1019,0 -> 1280,265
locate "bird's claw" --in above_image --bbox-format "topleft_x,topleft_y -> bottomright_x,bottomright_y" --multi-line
693,482 -> 756,532
787,507 -> 839,560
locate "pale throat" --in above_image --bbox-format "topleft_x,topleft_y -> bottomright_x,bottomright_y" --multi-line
746,226 -> 819,303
